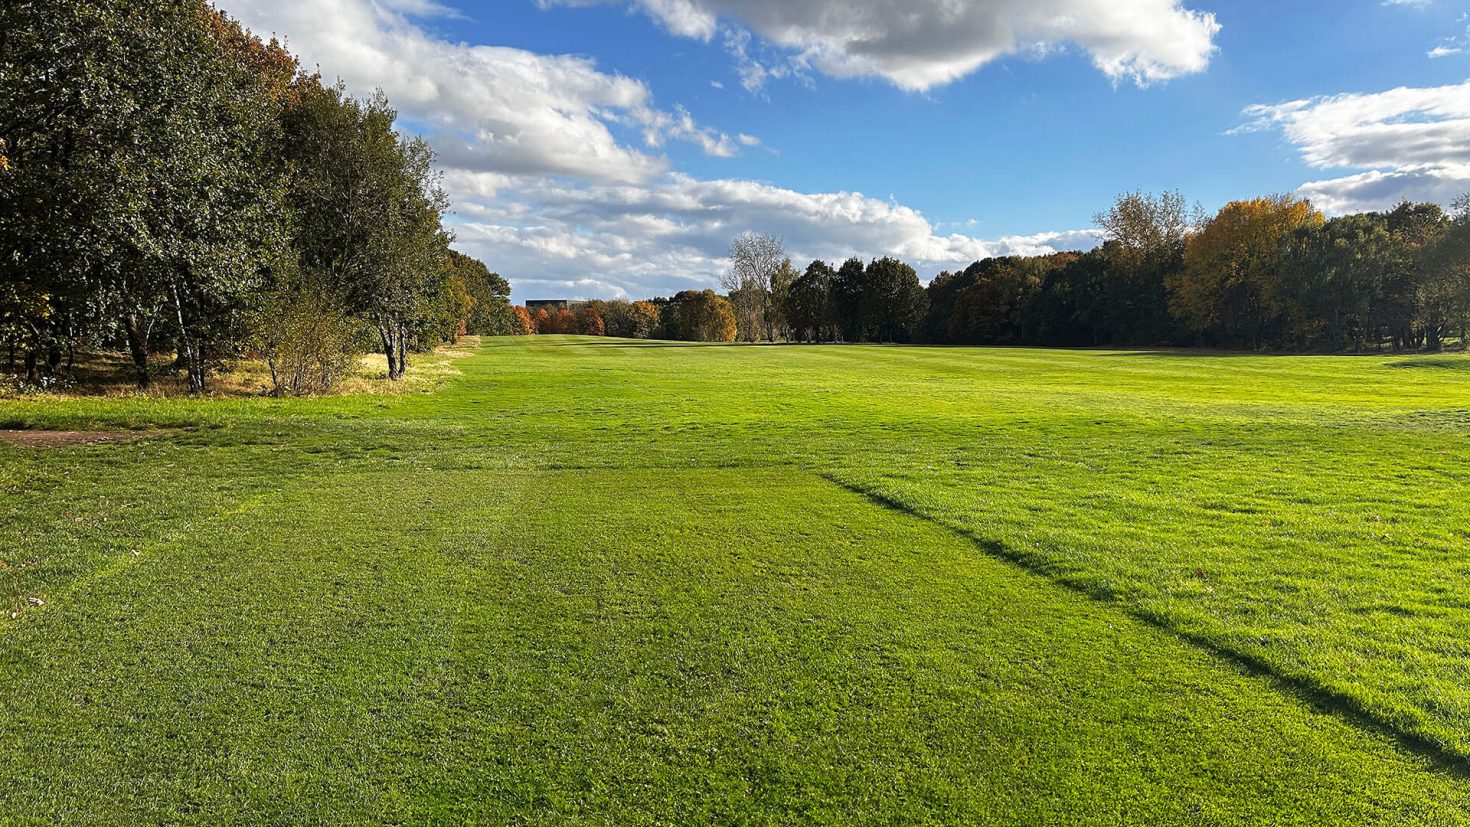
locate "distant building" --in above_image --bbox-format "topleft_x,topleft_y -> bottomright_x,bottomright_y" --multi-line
525,299 -> 589,313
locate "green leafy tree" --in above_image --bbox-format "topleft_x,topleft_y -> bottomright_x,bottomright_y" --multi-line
444,250 -> 511,336
833,257 -> 869,342
837,257 -> 927,342
1276,216 -> 1394,351
786,260 -> 838,342
2,0 -> 291,390
284,84 -> 449,380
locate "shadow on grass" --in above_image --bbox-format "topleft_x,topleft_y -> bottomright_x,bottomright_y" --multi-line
1387,356 -> 1470,371
1110,349 -> 1404,359
505,338 -> 1466,358
824,474 -> 1470,782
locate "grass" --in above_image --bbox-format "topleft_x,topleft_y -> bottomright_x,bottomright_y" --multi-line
3,335 -> 1470,821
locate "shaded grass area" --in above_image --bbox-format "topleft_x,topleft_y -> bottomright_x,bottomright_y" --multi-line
0,336 -> 479,400
4,336 -> 1470,818
2,469 -> 1466,823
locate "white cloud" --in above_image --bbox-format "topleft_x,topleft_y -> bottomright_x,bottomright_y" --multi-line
450,175 -> 1099,299
223,0 -> 1096,301
1240,80 -> 1470,213
549,0 -> 1220,91
1426,16 -> 1470,59
1296,165 -> 1470,215
223,0 -> 746,184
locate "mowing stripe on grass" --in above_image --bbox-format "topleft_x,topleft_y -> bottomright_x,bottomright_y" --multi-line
2,467 -> 1468,823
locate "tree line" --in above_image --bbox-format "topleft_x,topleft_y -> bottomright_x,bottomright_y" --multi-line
520,193 -> 1469,350
922,192 -> 1470,352
1,0 -> 510,393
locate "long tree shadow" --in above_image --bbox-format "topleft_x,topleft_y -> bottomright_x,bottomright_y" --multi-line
824,474 -> 1470,782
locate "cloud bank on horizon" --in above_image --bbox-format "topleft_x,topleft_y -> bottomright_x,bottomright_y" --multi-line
219,0 -> 1467,300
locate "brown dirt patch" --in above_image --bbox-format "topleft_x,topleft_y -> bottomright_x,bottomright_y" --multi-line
0,429 -> 150,447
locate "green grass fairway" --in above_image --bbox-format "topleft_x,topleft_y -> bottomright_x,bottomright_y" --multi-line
4,337 -> 1470,822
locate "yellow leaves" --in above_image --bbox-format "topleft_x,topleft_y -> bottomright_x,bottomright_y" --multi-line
1171,195 -> 1324,332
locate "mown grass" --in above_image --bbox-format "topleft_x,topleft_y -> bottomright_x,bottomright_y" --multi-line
3,336 -> 1470,821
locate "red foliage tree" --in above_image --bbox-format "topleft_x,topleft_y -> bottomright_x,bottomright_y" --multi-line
578,307 -> 605,336
511,305 -> 534,335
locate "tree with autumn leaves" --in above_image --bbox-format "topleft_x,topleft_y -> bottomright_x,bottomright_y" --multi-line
915,192 -> 1470,352
1171,195 -> 1323,350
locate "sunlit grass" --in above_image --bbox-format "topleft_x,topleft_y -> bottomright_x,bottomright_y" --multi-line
3,336 -> 1470,821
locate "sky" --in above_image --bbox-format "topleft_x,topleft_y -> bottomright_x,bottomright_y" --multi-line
217,0 -> 1470,302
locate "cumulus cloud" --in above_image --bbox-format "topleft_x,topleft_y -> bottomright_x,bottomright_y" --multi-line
449,175 -> 1099,299
549,0 -> 1220,91
1239,80 -> 1470,213
223,0 -> 745,184
222,0 -> 1098,300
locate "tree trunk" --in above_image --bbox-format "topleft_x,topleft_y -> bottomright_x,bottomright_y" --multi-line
124,313 -> 152,389
171,283 -> 206,393
379,323 -> 400,380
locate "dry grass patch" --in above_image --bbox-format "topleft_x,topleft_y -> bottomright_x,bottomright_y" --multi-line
1,337 -> 482,400
0,429 -> 151,447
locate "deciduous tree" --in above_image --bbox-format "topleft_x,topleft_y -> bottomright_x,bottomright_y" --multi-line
724,232 -> 785,341
1172,195 -> 1322,349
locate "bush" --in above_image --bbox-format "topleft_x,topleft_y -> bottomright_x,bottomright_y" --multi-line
254,287 -> 365,395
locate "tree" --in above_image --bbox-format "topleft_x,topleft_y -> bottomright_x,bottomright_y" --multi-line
284,84 -> 449,381
592,299 -> 661,339
768,258 -> 798,341
1095,190 -> 1193,276
1172,195 -> 1323,349
724,232 -> 785,341
1092,191 -> 1192,345
628,300 -> 662,339
533,308 -> 554,334
786,260 -> 838,342
1275,215 -> 1393,351
836,257 -> 927,342
443,250 -> 511,336
1,0 -> 292,391
1382,202 -> 1451,350
945,260 -> 1041,344
671,290 -> 737,342
251,277 -> 362,395
922,256 -> 1068,345
1025,250 -> 1110,346
510,306 -> 534,335
833,257 -> 869,341
578,306 -> 606,336
553,308 -> 576,334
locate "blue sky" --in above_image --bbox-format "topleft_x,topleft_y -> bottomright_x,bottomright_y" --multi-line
223,0 -> 1470,300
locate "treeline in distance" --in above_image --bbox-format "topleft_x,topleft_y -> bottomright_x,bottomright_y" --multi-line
510,192 -> 1470,350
